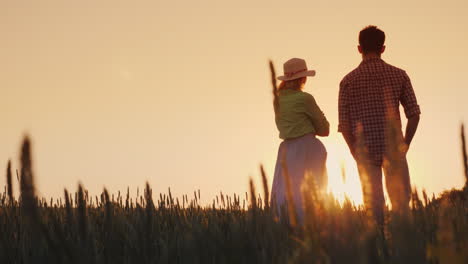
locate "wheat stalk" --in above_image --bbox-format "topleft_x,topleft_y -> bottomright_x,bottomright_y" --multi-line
6,160 -> 13,204
260,164 -> 269,210
461,124 -> 468,188
269,60 -> 279,114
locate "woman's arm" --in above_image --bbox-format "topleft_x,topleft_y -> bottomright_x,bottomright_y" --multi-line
304,94 -> 330,137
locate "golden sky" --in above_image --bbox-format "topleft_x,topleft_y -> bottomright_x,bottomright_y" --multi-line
1,0 -> 467,204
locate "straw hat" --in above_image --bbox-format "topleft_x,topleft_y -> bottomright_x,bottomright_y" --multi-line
277,58 -> 316,81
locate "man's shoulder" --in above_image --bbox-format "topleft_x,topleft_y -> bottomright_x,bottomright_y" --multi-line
340,60 -> 409,87
340,67 -> 360,87
382,61 -> 407,76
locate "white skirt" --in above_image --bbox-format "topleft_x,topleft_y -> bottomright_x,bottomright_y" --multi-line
270,133 -> 328,222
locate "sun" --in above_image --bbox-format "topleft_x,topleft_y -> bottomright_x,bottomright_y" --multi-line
324,136 -> 364,206
264,135 -> 366,206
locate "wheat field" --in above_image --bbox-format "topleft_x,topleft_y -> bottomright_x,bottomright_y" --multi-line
0,137 -> 467,264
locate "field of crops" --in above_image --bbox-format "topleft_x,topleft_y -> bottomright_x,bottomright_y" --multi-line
0,138 -> 467,264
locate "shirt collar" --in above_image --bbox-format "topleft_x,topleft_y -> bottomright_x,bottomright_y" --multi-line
360,57 -> 384,66
279,89 -> 301,95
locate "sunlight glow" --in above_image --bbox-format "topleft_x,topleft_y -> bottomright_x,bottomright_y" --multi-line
325,138 -> 364,206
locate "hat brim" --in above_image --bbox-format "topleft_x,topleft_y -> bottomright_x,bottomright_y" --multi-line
277,70 -> 316,81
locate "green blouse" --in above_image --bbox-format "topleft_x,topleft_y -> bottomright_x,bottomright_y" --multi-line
275,89 -> 329,139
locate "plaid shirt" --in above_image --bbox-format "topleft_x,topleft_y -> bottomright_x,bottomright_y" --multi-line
338,58 -> 421,165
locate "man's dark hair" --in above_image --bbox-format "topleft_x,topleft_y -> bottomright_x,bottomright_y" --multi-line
359,25 -> 385,54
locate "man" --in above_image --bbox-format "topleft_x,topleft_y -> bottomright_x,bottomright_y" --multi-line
338,26 -> 421,226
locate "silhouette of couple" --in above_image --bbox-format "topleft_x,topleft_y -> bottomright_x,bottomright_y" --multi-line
270,26 -> 421,227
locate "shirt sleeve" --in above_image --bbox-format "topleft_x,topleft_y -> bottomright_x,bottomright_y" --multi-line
338,80 -> 350,133
304,94 -> 330,136
400,72 -> 421,118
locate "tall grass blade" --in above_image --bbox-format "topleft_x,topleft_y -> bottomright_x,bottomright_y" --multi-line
269,60 -> 279,114
6,160 -> 13,204
280,149 -> 297,227
260,164 -> 269,210
461,123 -> 468,188
20,136 -> 38,220
77,183 -> 88,242
64,188 -> 73,225
249,177 -> 257,211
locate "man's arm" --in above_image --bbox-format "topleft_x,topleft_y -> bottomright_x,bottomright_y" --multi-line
404,115 -> 420,147
338,80 -> 354,156
400,72 -> 421,149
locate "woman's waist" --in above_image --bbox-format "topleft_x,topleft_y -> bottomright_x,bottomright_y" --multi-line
278,124 -> 317,140
279,132 -> 326,154
283,132 -> 316,141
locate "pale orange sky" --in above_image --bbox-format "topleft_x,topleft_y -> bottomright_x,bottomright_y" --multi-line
1,0 -> 467,204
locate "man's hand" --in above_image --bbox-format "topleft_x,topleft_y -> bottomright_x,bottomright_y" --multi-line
404,115 -> 420,148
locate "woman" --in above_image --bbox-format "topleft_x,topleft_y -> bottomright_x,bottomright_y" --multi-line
270,58 -> 329,223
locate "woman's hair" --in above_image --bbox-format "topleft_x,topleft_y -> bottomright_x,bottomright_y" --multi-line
273,77 -> 306,115
278,77 -> 306,91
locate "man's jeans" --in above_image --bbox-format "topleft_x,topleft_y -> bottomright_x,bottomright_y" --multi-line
356,153 -> 411,226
